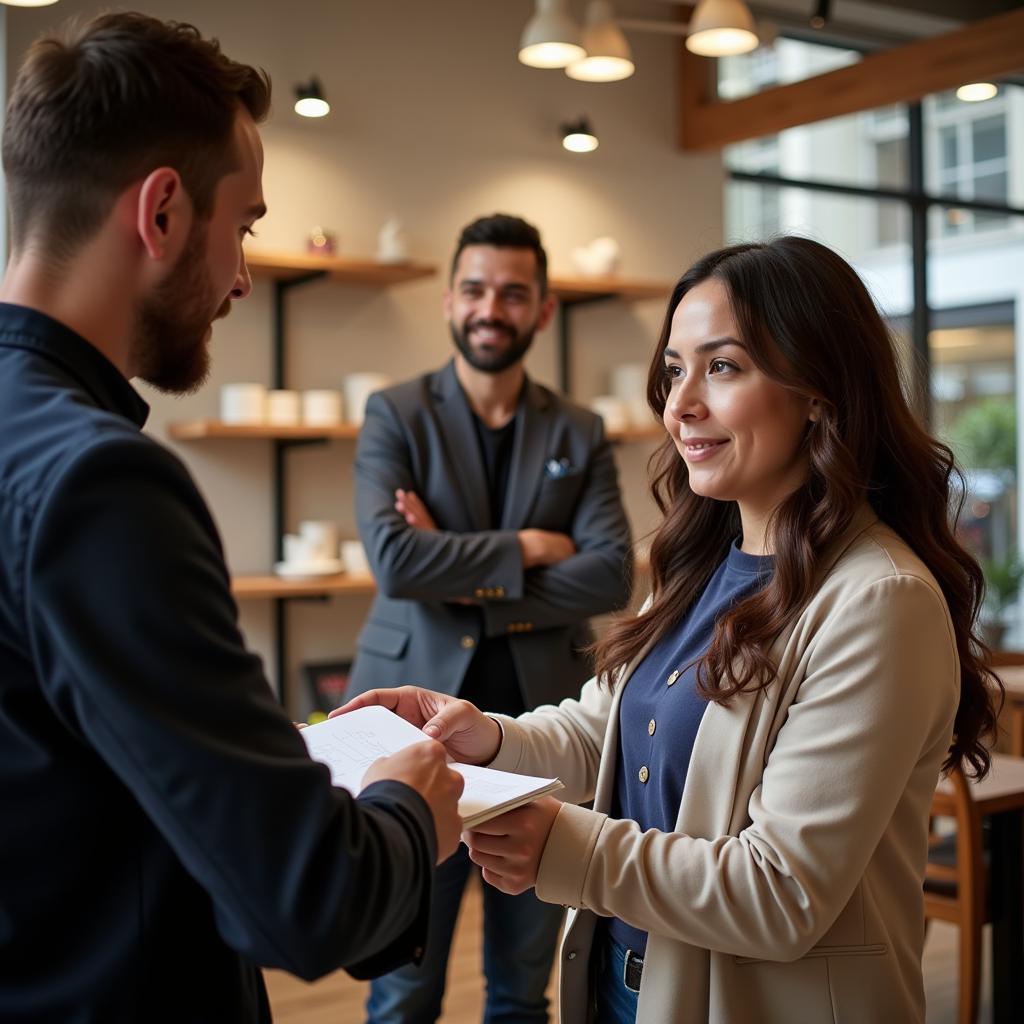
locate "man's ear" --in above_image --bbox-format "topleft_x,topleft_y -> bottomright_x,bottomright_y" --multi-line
136,167 -> 191,263
536,291 -> 557,333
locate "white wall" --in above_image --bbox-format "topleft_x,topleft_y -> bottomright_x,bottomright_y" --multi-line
5,0 -> 724,712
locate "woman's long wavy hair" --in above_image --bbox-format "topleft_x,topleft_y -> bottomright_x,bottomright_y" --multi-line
593,237 -> 1000,777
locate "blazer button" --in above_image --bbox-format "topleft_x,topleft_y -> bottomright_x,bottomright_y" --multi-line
638,765 -> 649,784
461,636 -> 475,649
566,950 -> 577,961
648,718 -> 656,736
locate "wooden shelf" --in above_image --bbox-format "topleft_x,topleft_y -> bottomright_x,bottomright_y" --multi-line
232,572 -> 376,600
169,419 -> 660,444
246,248 -> 436,286
610,425 -> 663,443
549,274 -> 673,304
168,420 -> 360,441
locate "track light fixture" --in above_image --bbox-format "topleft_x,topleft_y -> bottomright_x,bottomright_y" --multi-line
561,118 -> 599,153
294,77 -> 330,119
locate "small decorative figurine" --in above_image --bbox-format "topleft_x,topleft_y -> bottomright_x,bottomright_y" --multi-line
307,226 -> 337,255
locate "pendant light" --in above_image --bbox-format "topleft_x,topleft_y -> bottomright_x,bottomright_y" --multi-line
685,0 -> 759,57
567,1 -> 635,83
956,83 -> 998,103
519,0 -> 586,69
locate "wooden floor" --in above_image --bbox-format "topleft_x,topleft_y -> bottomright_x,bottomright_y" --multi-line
266,872 -> 556,1023
265,875 -> 979,1023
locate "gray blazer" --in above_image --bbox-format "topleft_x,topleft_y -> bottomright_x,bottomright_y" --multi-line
348,360 -> 633,709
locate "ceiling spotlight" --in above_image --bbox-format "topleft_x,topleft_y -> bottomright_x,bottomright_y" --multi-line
809,0 -> 831,30
294,77 -> 330,118
0,1 -> 61,6
567,1 -> 635,83
685,0 -> 759,57
519,0 -> 586,69
562,118 -> 599,153
956,82 -> 998,102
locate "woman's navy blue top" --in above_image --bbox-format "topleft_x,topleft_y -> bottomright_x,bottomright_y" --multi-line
608,541 -> 773,954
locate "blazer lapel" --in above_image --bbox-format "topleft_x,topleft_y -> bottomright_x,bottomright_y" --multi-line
431,360 -> 490,530
501,377 -> 552,530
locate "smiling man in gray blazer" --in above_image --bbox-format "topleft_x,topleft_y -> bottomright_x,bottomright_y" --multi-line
349,213 -> 633,1023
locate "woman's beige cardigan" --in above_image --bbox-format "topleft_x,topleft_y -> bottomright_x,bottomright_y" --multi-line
488,509 -> 959,1023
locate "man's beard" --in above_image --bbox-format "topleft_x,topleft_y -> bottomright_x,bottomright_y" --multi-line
134,220 -> 229,395
450,316 -> 536,374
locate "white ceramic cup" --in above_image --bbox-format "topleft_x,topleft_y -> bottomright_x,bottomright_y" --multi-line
340,539 -> 370,575
266,389 -> 301,426
609,364 -> 650,426
588,396 -> 630,433
343,373 -> 390,425
283,533 -> 312,564
219,383 -> 266,425
298,520 -> 338,563
301,389 -> 343,426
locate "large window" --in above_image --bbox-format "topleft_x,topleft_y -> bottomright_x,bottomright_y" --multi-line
722,40 -> 1024,645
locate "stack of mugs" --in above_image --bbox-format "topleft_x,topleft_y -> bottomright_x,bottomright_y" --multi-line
219,372 -> 392,427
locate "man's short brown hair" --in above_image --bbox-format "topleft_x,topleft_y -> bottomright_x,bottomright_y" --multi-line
2,12 -> 271,261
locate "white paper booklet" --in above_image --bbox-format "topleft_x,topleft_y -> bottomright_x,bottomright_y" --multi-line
301,705 -> 563,828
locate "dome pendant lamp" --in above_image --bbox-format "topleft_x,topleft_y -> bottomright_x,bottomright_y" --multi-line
685,0 -> 759,57
519,0 -> 586,69
567,1 -> 635,83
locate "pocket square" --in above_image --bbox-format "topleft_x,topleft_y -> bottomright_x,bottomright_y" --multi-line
544,457 -> 573,479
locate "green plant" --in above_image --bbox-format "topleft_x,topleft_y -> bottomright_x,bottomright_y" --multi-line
981,553 -> 1024,621
947,397 -> 1016,471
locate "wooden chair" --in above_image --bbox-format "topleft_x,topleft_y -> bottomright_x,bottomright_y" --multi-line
925,766 -> 988,1024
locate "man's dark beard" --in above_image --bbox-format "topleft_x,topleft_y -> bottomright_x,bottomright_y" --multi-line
134,219 -> 225,395
450,317 -> 536,374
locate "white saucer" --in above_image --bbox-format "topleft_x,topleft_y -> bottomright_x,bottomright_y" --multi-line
273,558 -> 345,579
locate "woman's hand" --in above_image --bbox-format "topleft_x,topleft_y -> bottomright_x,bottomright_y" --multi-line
463,796 -> 562,895
332,685 -> 502,766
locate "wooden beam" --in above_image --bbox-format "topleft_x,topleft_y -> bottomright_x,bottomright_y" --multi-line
680,7 -> 1024,151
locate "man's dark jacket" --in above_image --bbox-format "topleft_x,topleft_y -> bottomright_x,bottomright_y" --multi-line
349,360 -> 633,705
0,304 -> 435,1023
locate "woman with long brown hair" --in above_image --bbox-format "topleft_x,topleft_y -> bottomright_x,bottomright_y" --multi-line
341,236 -> 1001,1023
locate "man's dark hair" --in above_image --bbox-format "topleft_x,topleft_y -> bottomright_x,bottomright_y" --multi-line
2,11 -> 271,261
450,213 -> 548,294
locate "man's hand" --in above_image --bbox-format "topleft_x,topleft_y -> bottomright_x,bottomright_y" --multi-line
517,529 -> 576,568
334,686 -> 503,766
395,488 -> 438,531
463,796 -> 562,895
361,740 -> 465,864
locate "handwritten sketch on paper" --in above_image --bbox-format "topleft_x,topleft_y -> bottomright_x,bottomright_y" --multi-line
300,705 -> 563,828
